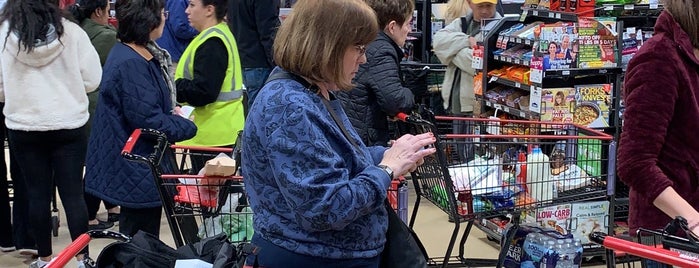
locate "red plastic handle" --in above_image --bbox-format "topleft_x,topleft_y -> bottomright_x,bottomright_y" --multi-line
395,112 -> 409,122
46,233 -> 91,268
121,129 -> 142,155
599,234 -> 699,267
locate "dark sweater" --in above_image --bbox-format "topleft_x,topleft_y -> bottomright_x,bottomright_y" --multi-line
227,0 -> 279,68
617,11 -> 699,232
175,38 -> 227,107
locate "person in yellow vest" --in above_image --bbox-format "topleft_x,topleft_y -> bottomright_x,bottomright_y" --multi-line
175,0 -> 244,171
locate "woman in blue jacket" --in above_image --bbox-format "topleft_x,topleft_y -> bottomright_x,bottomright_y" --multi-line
84,0 -> 196,238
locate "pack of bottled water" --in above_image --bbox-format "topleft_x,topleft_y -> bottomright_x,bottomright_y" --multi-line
502,224 -> 583,268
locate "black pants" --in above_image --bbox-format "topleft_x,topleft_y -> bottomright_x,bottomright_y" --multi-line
85,192 -> 117,221
8,126 -> 89,257
10,146 -> 35,250
119,206 -> 162,238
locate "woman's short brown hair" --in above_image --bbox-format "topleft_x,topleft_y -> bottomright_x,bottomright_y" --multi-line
662,0 -> 699,48
364,0 -> 415,29
273,0 -> 378,90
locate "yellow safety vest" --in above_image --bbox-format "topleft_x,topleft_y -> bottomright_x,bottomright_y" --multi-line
175,22 -> 244,147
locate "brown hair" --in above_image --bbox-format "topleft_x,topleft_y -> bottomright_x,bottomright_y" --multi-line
662,0 -> 699,47
364,0 -> 414,29
273,0 -> 378,90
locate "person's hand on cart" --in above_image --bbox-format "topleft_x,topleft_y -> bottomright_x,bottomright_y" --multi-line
380,132 -> 436,179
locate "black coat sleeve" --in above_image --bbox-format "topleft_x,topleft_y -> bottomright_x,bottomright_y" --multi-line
255,0 -> 280,67
367,45 -> 415,116
175,37 -> 228,107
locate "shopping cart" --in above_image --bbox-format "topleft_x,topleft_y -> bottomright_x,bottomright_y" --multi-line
400,62 -> 447,115
45,230 -> 131,268
395,109 -> 616,267
591,217 -> 699,267
121,128 -> 252,248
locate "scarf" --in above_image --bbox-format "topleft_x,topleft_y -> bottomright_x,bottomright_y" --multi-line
146,41 -> 178,114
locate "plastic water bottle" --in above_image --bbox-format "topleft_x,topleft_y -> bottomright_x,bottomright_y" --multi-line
526,147 -> 553,203
572,239 -> 583,268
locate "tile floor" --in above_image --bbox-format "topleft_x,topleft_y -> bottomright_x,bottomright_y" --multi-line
0,186 -> 634,268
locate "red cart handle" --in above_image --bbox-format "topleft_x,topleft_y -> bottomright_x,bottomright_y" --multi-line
47,230 -> 130,268
121,128 -> 142,155
590,232 -> 699,267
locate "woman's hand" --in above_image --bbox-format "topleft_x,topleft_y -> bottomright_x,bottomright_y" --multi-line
379,132 -> 436,179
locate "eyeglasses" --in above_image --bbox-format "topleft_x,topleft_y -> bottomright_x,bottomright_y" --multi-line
162,10 -> 169,19
355,45 -> 367,55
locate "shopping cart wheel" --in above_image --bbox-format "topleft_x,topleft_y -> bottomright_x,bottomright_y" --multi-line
487,235 -> 498,242
52,210 -> 60,237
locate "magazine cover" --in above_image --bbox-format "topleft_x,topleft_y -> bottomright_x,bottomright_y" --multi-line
540,88 -> 575,124
577,17 -> 618,68
570,201 -> 609,247
538,24 -> 577,70
574,84 -> 612,128
536,203 -> 572,235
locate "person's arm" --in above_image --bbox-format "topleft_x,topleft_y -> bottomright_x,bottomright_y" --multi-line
265,100 -> 392,232
77,26 -> 103,93
368,146 -> 388,165
169,0 -> 198,40
175,38 -> 227,106
433,18 -> 476,76
366,45 -> 415,116
254,0 -> 280,66
617,44 -> 698,226
121,60 -> 197,142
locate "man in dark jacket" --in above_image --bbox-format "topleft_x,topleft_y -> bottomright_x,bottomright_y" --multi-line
227,0 -> 280,113
338,0 -> 415,147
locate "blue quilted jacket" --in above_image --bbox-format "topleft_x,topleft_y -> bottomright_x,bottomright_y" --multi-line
85,43 -> 197,209
243,68 -> 391,259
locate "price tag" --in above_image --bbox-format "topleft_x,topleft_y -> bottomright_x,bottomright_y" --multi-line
485,101 -> 493,107
624,4 -> 634,10
519,9 -> 528,21
555,13 -> 561,19
650,3 -> 659,9
504,107 -> 510,113
503,36 -> 510,46
471,46 -> 484,70
514,59 -> 521,65
530,57 -> 543,84
494,104 -> 503,110
530,85 -> 535,91
562,70 -> 571,75
515,38 -> 522,44
603,4 -> 613,10
525,39 -> 531,45
489,76 -> 498,83
548,12 -> 555,18
515,82 -> 521,88
519,111 -> 526,118
506,57 -> 513,63
524,60 -> 530,66
533,10 -> 539,16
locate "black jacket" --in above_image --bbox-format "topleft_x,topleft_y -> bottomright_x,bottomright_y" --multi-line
227,0 -> 279,69
338,32 -> 415,147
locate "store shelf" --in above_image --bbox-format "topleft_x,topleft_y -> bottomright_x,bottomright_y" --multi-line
521,8 -> 578,21
600,3 -> 663,11
540,67 -> 623,80
493,54 -> 531,67
479,97 -> 537,119
488,76 -> 537,92
501,35 -> 535,46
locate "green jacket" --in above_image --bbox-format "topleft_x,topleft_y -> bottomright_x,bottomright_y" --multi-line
81,18 -> 117,66
81,19 -> 117,132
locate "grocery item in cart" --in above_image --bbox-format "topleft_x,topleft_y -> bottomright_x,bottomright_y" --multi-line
174,153 -> 237,207
197,193 -> 254,243
526,147 -> 554,203
448,157 -> 504,195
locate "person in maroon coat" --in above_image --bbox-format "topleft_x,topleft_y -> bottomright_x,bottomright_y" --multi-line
618,0 -> 699,238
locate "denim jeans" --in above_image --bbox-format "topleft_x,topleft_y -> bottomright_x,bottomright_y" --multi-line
244,68 -> 272,112
8,126 -> 89,257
